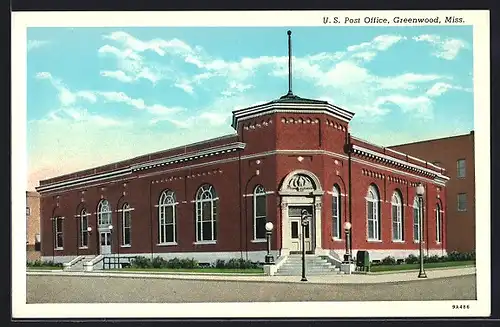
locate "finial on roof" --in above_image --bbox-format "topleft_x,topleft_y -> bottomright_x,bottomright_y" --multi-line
286,30 -> 293,97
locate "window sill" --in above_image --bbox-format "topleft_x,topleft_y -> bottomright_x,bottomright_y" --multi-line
121,244 -> 132,248
367,239 -> 382,243
78,246 -> 89,249
392,240 -> 405,243
332,237 -> 343,242
157,242 -> 177,247
54,247 -> 64,251
457,209 -> 467,212
251,239 -> 267,243
193,241 -> 217,245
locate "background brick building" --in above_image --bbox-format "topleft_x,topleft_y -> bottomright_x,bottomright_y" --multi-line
390,131 -> 475,253
26,191 -> 41,261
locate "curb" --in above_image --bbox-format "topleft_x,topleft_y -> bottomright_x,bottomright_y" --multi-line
364,265 -> 476,275
26,269 -> 476,286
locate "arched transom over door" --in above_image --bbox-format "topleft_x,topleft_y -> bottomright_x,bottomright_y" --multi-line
278,170 -> 325,256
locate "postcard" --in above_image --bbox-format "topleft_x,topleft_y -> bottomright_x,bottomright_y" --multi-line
13,9 -> 490,318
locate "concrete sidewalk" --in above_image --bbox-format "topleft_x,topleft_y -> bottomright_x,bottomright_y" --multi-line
26,266 -> 476,285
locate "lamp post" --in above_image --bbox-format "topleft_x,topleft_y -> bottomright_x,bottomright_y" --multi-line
109,224 -> 114,269
416,183 -> 427,278
264,222 -> 274,264
300,209 -> 312,282
343,221 -> 352,263
86,226 -> 92,254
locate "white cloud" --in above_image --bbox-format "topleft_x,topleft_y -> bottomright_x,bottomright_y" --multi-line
377,73 -> 445,90
374,94 -> 434,119
36,72 -> 97,106
100,70 -> 134,83
413,34 -> 469,60
174,82 -> 195,94
36,73 -> 184,121
28,40 -> 50,51
351,51 -> 377,62
35,72 -> 52,79
42,107 -> 127,127
98,42 -> 162,84
348,35 -> 405,52
104,31 -> 194,56
425,82 -> 473,97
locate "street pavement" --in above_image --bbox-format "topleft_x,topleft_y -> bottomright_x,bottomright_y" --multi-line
26,268 -> 476,303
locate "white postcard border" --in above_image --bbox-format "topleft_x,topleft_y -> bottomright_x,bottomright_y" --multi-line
11,10 -> 491,318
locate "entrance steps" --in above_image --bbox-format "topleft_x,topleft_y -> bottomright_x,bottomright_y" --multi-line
63,255 -> 96,272
275,255 -> 342,276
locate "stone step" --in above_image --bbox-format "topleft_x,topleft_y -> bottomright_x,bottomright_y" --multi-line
278,268 -> 339,273
275,255 -> 342,276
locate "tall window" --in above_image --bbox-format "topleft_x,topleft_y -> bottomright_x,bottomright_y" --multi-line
122,203 -> 132,246
391,191 -> 403,241
457,159 -> 466,178
195,184 -> 218,242
366,185 -> 380,241
54,216 -> 64,249
413,197 -> 422,242
253,185 -> 267,240
159,190 -> 176,244
79,209 -> 89,248
436,203 -> 443,243
332,185 -> 341,239
97,199 -> 112,226
457,193 -> 467,211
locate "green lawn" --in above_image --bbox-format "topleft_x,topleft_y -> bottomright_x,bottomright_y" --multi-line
27,266 -> 63,270
113,267 -> 265,274
369,261 -> 475,273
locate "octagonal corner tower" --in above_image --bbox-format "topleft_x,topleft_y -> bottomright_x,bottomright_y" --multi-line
231,93 -> 355,156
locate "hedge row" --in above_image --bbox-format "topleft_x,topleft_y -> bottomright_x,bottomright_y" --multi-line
26,260 -> 63,267
129,256 -> 261,269
374,251 -> 476,266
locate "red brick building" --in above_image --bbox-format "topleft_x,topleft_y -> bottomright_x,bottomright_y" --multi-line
26,191 -> 41,261
389,131 -> 475,253
35,32 -> 450,267
35,94 -> 450,265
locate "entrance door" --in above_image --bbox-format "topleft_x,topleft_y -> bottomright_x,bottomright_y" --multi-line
100,232 -> 111,255
288,206 -> 313,253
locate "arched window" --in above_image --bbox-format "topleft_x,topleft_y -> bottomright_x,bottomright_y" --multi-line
436,202 -> 443,243
366,185 -> 380,241
79,208 -> 89,248
159,190 -> 176,244
332,185 -> 341,239
54,216 -> 64,249
413,197 -> 422,242
391,191 -> 403,241
97,199 -> 112,227
122,203 -> 132,246
253,185 -> 267,240
195,184 -> 218,242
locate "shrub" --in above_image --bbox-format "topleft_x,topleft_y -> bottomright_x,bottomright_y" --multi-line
26,259 -> 63,268
130,256 -> 152,268
166,258 -> 182,269
179,258 -> 199,269
214,259 -> 226,268
380,256 -> 397,265
151,256 -> 166,268
447,251 -> 475,262
405,254 -> 419,264
425,255 -> 441,263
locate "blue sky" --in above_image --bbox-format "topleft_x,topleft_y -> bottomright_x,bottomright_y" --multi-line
26,26 -> 473,190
